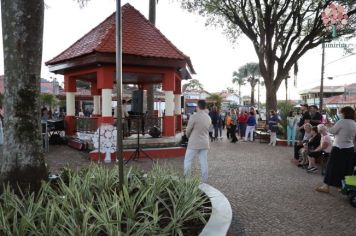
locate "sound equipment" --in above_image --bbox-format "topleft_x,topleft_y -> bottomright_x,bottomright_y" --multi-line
132,90 -> 147,114
47,119 -> 65,131
181,95 -> 185,109
125,115 -> 153,164
68,138 -> 84,150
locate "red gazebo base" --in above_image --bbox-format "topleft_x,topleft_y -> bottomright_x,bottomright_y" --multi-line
89,147 -> 186,161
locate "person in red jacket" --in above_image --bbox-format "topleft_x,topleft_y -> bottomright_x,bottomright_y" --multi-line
238,111 -> 248,139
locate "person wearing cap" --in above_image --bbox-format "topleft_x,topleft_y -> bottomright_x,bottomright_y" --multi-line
316,106 -> 356,193
296,104 -> 311,141
309,105 -> 322,127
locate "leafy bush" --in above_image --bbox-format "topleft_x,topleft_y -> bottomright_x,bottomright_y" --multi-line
277,101 -> 295,139
0,165 -> 210,236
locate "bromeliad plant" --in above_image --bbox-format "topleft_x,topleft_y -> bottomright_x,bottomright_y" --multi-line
0,165 -> 210,236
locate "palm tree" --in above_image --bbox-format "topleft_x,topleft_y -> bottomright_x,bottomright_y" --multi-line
236,63 -> 260,106
232,70 -> 246,103
182,79 -> 204,92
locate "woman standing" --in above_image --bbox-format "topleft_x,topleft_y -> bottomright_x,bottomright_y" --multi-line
268,110 -> 279,146
225,111 -> 232,139
244,111 -> 256,141
238,111 -> 247,139
287,111 -> 298,146
316,106 -> 356,193
230,109 -> 238,143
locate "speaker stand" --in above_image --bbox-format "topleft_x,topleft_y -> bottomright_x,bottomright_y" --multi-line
125,115 -> 154,164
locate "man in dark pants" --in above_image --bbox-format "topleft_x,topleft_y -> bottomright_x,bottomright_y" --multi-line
297,104 -> 311,141
309,105 -> 322,127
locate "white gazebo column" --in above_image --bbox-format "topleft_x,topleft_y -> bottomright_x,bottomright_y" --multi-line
66,92 -> 75,116
174,94 -> 182,132
101,88 -> 113,123
162,71 -> 176,136
93,95 -> 101,116
64,75 -> 77,136
97,67 -> 114,125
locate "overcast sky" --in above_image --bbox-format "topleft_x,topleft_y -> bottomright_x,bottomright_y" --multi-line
0,0 -> 355,101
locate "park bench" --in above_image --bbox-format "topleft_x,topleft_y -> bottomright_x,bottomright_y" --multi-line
254,120 -> 270,143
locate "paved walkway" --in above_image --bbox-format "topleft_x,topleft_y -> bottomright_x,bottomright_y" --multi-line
39,136 -> 356,235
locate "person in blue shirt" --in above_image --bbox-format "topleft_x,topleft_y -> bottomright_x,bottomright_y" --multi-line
244,111 -> 257,141
268,110 -> 279,146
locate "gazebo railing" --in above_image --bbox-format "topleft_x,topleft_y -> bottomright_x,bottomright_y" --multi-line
75,116 -> 163,135
75,117 -> 99,133
114,116 -> 163,135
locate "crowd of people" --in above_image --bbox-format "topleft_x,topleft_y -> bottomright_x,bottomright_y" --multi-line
293,105 -> 356,193
183,100 -> 356,195
207,106 -> 283,145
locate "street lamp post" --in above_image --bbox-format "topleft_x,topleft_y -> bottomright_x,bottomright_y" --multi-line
320,42 -> 325,110
257,78 -> 260,111
115,0 -> 124,191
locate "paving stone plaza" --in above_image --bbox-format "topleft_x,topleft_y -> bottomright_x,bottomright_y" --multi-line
45,134 -> 356,236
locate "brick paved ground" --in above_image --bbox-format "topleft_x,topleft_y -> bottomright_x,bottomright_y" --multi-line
5,132 -> 356,236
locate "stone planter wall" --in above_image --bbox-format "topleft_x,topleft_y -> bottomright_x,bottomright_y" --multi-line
199,183 -> 232,236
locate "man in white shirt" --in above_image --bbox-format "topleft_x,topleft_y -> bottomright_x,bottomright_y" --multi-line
184,100 -> 212,182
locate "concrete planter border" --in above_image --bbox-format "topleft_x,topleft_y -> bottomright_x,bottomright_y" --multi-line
199,183 -> 232,236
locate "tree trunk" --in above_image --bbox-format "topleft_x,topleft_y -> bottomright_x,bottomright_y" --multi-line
146,0 -> 157,114
250,86 -> 255,106
265,83 -> 277,112
0,0 -> 47,193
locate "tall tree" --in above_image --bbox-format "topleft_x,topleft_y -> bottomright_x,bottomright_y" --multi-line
182,79 -> 204,92
0,0 -> 47,192
232,70 -> 246,103
181,0 -> 356,111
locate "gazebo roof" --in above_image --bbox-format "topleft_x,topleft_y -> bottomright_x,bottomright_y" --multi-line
46,3 -> 195,74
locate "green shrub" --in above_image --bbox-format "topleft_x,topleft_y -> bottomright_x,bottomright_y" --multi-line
277,101 -> 295,139
0,165 -> 210,235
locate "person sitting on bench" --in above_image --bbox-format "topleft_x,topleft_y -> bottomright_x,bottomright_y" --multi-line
306,124 -> 332,173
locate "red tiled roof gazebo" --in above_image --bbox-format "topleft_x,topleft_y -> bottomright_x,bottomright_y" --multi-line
46,3 -> 195,137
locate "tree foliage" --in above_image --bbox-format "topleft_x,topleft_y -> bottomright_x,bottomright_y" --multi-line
40,93 -> 58,108
181,0 -> 356,111
206,93 -> 223,110
182,79 -> 204,92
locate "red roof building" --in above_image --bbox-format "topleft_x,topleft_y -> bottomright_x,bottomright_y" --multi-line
46,3 -> 193,137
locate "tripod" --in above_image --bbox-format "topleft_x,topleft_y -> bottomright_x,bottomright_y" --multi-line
125,115 -> 153,164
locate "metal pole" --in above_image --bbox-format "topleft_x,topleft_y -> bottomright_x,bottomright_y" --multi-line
320,42 -> 325,110
285,77 -> 288,103
116,0 -> 124,191
257,80 -> 260,111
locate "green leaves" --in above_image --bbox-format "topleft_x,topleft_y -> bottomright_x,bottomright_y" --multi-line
0,165 -> 210,235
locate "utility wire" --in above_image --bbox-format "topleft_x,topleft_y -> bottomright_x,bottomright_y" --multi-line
325,52 -> 356,66
330,71 -> 356,78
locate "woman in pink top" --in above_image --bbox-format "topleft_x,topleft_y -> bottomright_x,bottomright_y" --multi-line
306,124 -> 332,173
